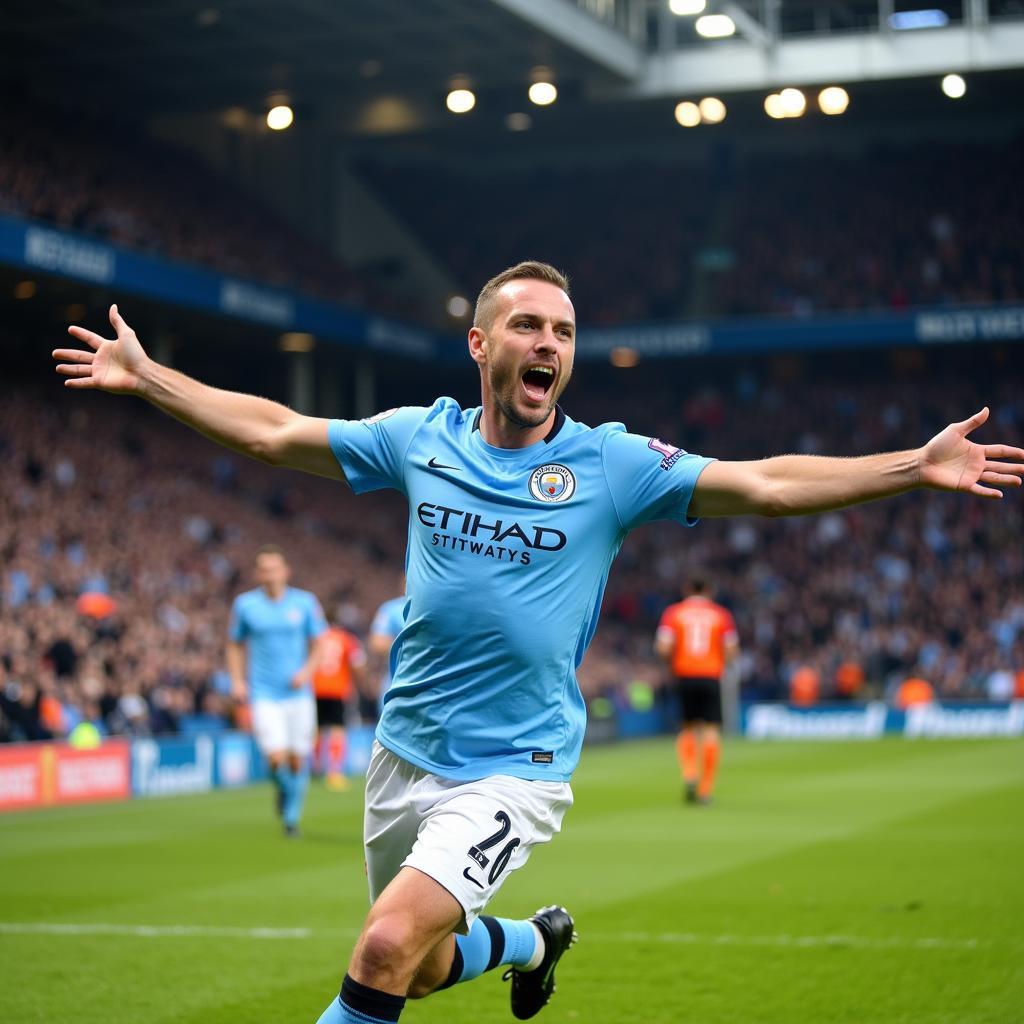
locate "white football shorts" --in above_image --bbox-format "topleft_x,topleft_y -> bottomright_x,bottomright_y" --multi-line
364,741 -> 573,932
251,694 -> 316,757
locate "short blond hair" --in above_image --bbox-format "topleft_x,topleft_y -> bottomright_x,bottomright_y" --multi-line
473,260 -> 570,329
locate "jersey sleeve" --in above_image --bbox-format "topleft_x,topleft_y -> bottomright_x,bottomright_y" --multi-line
601,429 -> 715,532
327,406 -> 431,495
306,595 -> 329,640
371,600 -> 404,639
228,597 -> 247,642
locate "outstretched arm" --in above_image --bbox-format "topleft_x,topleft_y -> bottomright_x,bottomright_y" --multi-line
690,408 -> 1023,518
53,305 -> 343,480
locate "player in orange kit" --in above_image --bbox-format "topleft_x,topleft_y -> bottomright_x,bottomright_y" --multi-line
655,576 -> 739,805
313,620 -> 367,791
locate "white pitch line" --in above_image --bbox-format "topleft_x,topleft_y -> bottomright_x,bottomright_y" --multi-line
0,922 -> 312,940
607,931 -> 982,952
0,922 -> 984,951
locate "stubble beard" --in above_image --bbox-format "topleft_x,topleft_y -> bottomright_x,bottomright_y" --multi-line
490,361 -> 564,430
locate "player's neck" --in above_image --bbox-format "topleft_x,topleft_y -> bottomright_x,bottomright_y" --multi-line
262,584 -> 286,600
478,403 -> 556,450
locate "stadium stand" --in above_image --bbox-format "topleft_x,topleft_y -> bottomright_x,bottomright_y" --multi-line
0,102 -> 410,316
2,342 -> 1021,743
362,134 -> 1024,320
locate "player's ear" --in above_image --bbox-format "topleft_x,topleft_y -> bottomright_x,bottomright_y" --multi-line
468,326 -> 487,365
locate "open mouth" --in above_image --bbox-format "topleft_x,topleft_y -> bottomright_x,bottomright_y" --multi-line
521,365 -> 555,403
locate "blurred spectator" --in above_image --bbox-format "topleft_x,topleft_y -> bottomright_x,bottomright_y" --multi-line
894,676 -> 936,710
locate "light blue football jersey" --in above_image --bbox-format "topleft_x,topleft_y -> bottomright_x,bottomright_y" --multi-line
370,595 -> 408,704
328,399 -> 712,781
228,587 -> 327,701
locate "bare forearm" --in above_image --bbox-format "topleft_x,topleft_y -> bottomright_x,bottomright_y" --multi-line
226,643 -> 247,688
140,361 -> 292,464
760,450 -> 921,516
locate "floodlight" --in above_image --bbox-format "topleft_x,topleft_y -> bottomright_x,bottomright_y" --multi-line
446,89 -> 476,114
695,14 -> 736,38
941,74 -> 966,99
818,86 -> 850,115
674,101 -> 701,127
699,97 -> 726,124
266,105 -> 294,131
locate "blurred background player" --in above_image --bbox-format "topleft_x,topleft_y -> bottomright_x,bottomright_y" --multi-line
313,615 -> 367,791
227,545 -> 327,836
367,586 -> 406,717
656,575 -> 739,805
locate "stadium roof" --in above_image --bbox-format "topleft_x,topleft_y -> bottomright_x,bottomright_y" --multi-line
5,1 -> 1023,128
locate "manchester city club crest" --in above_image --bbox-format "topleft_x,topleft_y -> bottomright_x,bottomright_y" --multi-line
529,463 -> 577,503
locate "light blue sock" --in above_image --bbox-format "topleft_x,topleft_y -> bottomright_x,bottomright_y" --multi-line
271,763 -> 289,816
284,763 -> 309,828
443,916 -> 539,986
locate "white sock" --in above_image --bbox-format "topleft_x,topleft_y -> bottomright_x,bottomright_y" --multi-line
522,922 -> 546,971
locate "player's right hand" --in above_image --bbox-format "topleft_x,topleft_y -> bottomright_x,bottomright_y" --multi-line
231,678 -> 248,703
53,304 -> 151,395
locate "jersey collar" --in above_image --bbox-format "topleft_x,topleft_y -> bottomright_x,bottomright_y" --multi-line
471,405 -> 566,444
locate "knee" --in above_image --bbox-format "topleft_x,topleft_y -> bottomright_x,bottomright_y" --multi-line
355,915 -> 421,982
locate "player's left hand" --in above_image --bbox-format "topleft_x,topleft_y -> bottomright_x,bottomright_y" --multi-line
919,408 -> 1024,498
290,669 -> 311,688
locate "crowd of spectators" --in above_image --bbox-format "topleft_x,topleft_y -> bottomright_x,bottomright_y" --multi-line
0,104 -> 407,316
0,380 -> 407,744
2,100 -> 1020,327
2,345 -> 1021,744
364,133 -> 1024,321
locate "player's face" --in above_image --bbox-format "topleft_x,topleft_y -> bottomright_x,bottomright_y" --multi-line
479,280 -> 575,430
254,553 -> 289,592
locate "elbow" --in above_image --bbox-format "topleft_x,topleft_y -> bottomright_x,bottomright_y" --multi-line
249,429 -> 287,467
756,478 -> 789,518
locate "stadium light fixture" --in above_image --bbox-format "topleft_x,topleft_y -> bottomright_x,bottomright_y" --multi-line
818,86 -> 850,116
505,112 -> 532,131
447,295 -> 471,318
779,88 -> 807,118
610,347 -> 640,368
528,81 -> 558,106
699,96 -> 726,124
266,105 -> 294,131
446,89 -> 476,114
674,101 -> 701,127
668,0 -> 706,14
763,93 -> 786,119
941,74 -> 966,99
695,13 -> 736,38
13,280 -> 37,299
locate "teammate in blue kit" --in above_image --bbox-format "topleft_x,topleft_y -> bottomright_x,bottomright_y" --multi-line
368,592 -> 406,715
227,545 -> 327,837
55,262 -> 1023,1023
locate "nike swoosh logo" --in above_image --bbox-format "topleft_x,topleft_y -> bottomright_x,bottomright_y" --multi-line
428,457 -> 461,471
462,867 -> 484,889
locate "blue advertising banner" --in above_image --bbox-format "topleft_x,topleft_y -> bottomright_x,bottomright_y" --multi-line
4,213 -> 1023,366
214,733 -> 265,789
0,214 -> 443,361
741,701 -> 1024,741
131,735 -> 215,798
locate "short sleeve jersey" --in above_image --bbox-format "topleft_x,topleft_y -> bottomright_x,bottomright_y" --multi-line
313,627 -> 366,700
329,399 -> 713,781
657,596 -> 738,680
229,587 -> 327,701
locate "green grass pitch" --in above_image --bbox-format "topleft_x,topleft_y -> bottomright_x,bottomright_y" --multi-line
2,737 -> 1022,1023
